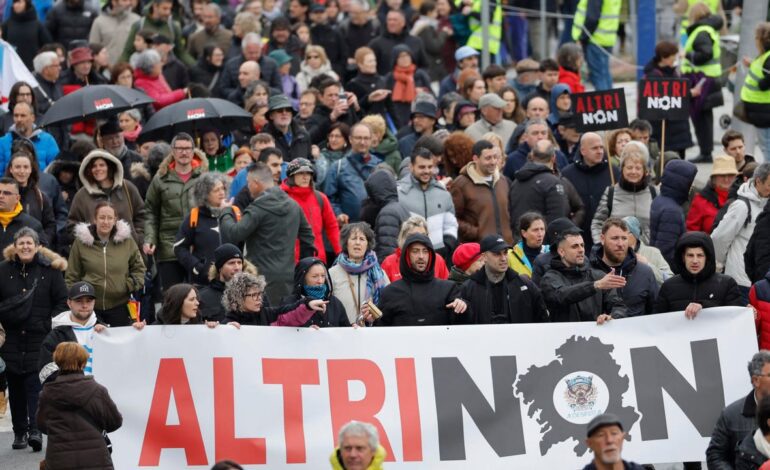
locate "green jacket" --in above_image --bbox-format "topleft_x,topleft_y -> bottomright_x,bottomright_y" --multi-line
66,221 -> 146,311
120,14 -> 195,66
144,151 -> 208,262
376,130 -> 403,173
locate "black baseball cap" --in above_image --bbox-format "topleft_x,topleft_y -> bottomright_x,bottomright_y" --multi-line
479,234 -> 511,253
69,282 -> 96,300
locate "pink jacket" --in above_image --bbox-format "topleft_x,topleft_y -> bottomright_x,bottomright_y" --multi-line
134,69 -> 185,110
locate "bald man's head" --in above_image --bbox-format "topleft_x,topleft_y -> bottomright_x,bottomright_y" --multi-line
580,132 -> 605,167
239,60 -> 260,88
526,97 -> 549,120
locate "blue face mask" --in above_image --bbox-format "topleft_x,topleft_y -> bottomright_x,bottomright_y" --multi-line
303,283 -> 328,300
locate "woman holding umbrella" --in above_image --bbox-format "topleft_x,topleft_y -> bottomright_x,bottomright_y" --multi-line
132,49 -> 187,111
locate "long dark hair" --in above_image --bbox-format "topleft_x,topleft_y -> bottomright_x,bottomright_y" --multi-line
8,81 -> 37,118
4,151 -> 40,189
161,284 -> 200,325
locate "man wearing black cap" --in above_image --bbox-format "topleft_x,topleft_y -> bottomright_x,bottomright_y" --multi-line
198,244 -> 250,323
376,234 -> 467,326
557,113 -> 582,161
583,413 -> 643,470
531,217 -> 582,285
264,95 -> 311,162
398,101 -> 439,159
540,227 -> 627,323
97,117 -> 150,197
458,234 -> 548,324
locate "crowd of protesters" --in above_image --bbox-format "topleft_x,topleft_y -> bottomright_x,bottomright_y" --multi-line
0,0 -> 768,468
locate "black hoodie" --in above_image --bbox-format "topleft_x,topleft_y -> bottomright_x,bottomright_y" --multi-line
362,170 -> 410,261
280,257 -> 351,328
654,231 -> 742,313
376,234 -> 464,326
509,161 -> 570,232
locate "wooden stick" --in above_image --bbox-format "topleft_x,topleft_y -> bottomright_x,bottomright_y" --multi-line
660,120 -> 667,177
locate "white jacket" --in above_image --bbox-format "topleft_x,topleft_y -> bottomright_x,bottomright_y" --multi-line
711,181 -> 768,287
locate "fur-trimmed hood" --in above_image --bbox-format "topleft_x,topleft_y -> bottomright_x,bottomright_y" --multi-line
2,245 -> 67,271
157,148 -> 209,177
79,150 -> 125,195
207,257 -> 258,281
460,161 -> 501,185
130,161 -> 151,182
73,220 -> 133,246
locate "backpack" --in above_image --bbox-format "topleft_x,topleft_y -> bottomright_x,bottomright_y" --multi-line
606,185 -> 658,215
711,195 -> 751,233
190,206 -> 242,228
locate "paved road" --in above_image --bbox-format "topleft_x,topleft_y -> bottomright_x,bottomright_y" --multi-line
0,405 -> 45,469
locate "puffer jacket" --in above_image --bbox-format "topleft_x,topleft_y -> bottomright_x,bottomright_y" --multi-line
66,220 -> 145,313
134,68 -> 186,111
145,151 -> 208,262
44,0 -> 98,48
376,234 -> 463,326
397,173 -> 458,251
37,373 -> 122,470
88,4 -> 140,66
589,244 -> 658,317
324,151 -> 382,222
450,162 -> 513,244
654,232 -> 743,313
687,181 -> 728,234
279,257 -> 351,328
590,180 -> 656,244
458,267 -> 549,324
0,246 -> 68,375
509,162 -> 571,233
649,159 -> 698,268
712,181 -> 768,287
330,444 -> 386,470
706,391 -> 757,470
281,180 -> 341,265
539,255 -> 627,322
67,150 -> 145,246
561,156 -> 620,250
365,170 -> 410,261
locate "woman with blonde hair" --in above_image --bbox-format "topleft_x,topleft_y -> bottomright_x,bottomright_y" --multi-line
296,45 -> 339,92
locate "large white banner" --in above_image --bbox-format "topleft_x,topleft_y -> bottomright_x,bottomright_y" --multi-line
92,307 -> 758,469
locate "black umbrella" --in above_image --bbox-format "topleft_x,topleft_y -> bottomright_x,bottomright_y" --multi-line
139,98 -> 253,142
39,85 -> 154,127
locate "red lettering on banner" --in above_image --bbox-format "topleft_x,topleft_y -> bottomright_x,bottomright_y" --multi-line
603,93 -> 614,110
328,359 -> 395,461
643,81 -> 653,97
263,358 -> 320,463
213,358 -> 266,464
395,358 -> 423,461
138,359 -> 207,466
575,96 -> 585,113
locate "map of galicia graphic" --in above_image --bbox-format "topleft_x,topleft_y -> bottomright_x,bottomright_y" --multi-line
516,336 -> 640,456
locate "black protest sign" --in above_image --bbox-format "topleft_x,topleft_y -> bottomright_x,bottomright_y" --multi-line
571,88 -> 629,132
638,78 -> 690,120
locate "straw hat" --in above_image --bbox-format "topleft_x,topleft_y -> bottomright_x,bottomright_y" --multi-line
711,156 -> 739,176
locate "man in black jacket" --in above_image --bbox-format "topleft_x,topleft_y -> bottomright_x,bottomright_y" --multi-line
367,9 -> 426,76
376,234 -> 467,326
654,231 -> 742,316
458,234 -> 548,324
305,79 -> 360,144
509,140 -> 570,232
707,350 -> 770,469
540,227 -> 627,323
263,95 -> 311,163
199,244 -> 244,323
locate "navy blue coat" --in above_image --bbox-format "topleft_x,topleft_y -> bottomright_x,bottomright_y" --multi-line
649,160 -> 698,269
503,141 -> 571,180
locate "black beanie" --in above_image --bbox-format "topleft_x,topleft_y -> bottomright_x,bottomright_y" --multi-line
214,243 -> 243,270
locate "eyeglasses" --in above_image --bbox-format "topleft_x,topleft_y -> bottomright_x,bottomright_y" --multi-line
245,291 -> 262,299
173,146 -> 194,153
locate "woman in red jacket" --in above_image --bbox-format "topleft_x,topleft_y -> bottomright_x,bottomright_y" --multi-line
750,269 -> 770,350
557,43 -> 584,94
686,156 -> 738,234
280,158 -> 341,264
132,49 -> 187,111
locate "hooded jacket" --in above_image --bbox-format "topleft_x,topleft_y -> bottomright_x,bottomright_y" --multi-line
219,186 -> 315,284
368,27 -> 427,76
397,173 -> 458,251
376,234 -> 464,326
0,245 -> 67,375
67,150 -> 146,247
88,3 -> 140,66
280,257 -> 351,328
281,179 -> 341,265
649,159 -> 698,268
36,373 -> 122,470
655,232 -> 742,313
590,179 -> 656,244
145,150 -> 208,262
458,266 -> 548,324
509,161 -> 571,231
365,170 -> 411,261
589,244 -> 658,317
548,83 -> 573,126
66,220 -> 145,314
539,254 -> 627,323
44,0 -> 98,49
712,181 -> 768,287
450,161 -> 513,243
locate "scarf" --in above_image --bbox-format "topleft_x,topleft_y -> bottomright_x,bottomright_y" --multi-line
0,202 -> 23,229
123,125 -> 142,143
715,186 -> 729,207
392,64 -> 417,103
303,284 -> 328,300
754,428 -> 770,458
335,251 -> 388,304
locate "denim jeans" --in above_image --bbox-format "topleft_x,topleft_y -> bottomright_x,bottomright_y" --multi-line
585,42 -> 613,91
756,126 -> 770,162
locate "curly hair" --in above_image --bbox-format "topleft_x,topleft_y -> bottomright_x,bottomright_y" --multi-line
221,272 -> 266,314
192,171 -> 229,207
443,131 -> 475,177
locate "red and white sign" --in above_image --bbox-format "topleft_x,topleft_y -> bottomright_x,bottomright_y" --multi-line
94,98 -> 114,111
187,108 -> 206,119
92,308 -> 756,469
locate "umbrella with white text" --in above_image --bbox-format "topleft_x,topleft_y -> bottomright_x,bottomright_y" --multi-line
138,98 -> 253,142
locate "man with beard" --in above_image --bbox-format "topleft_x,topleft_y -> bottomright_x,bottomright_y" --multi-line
589,218 -> 658,317
582,414 -> 644,470
398,102 -> 439,160
96,117 -> 150,197
0,102 -> 58,174
187,3 -> 233,59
